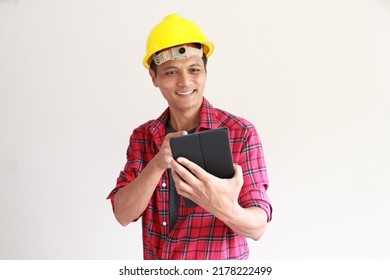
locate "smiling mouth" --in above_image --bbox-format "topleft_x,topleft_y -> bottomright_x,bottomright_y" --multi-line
176,90 -> 196,96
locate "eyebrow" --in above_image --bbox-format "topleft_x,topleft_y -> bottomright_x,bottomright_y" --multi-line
189,62 -> 202,68
161,66 -> 177,72
161,62 -> 202,72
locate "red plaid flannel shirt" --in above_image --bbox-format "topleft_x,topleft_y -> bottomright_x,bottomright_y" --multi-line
107,98 -> 272,259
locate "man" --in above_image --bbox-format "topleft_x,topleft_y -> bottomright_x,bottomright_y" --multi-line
107,14 -> 272,260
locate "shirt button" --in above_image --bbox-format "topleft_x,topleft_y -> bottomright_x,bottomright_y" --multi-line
162,183 -> 166,187
162,221 -> 167,226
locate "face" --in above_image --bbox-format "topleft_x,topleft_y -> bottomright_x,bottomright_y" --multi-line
149,55 -> 207,115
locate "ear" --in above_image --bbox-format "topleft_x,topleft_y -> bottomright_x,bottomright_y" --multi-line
149,69 -> 158,87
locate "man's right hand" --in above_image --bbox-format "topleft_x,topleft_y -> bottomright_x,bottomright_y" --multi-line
154,131 -> 188,171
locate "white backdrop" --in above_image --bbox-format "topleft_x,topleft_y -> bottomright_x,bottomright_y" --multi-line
1,0 -> 389,260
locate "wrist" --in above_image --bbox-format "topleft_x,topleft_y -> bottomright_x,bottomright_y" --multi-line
149,155 -> 168,174
219,202 -> 244,225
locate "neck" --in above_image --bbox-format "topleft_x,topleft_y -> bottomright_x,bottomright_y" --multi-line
169,109 -> 200,132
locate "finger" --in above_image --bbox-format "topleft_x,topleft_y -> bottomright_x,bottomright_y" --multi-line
160,131 -> 188,168
171,159 -> 194,180
233,164 -> 244,186
233,164 -> 243,177
165,130 -> 188,142
172,159 -> 205,193
176,157 -> 208,179
171,168 -> 192,196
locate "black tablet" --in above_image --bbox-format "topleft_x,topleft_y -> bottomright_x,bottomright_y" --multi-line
170,127 -> 234,178
170,128 -> 234,178
170,128 -> 235,207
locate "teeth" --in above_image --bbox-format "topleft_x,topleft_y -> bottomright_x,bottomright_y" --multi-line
176,90 -> 194,95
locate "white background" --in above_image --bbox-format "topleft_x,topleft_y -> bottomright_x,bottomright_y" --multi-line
1,0 -> 389,260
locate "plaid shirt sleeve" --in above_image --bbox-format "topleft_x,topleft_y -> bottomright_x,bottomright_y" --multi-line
235,126 -> 272,222
106,124 -> 150,212
221,109 -> 272,223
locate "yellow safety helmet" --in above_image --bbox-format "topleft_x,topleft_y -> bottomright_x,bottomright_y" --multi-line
143,14 -> 214,69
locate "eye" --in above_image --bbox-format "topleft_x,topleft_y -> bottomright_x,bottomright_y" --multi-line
190,67 -> 201,74
164,70 -> 177,76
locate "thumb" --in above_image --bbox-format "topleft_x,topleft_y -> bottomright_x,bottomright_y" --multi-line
176,130 -> 188,137
233,164 -> 244,185
166,130 -> 188,141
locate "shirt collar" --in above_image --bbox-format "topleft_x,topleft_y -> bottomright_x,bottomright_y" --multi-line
149,97 -> 218,148
197,97 -> 219,131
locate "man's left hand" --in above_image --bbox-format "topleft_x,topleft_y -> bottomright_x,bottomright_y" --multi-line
171,157 -> 243,221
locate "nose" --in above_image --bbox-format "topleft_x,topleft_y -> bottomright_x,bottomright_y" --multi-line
177,71 -> 192,88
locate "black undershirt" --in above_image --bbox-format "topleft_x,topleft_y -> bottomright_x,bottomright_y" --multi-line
166,123 -> 196,231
